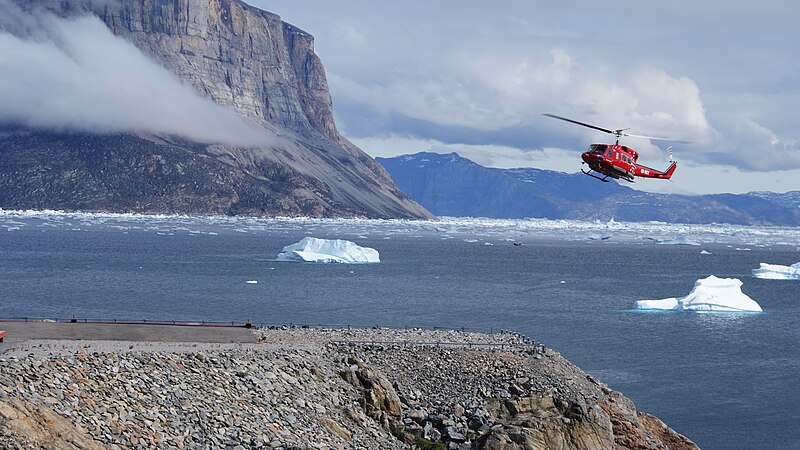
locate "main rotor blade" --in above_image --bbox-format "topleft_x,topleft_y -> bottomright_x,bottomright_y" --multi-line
544,113 -> 693,144
542,113 -> 617,135
623,132 -> 693,144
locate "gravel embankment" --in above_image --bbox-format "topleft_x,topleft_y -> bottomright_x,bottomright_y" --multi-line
0,326 -> 697,450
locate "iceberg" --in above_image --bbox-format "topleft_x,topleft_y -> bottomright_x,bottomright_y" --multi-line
277,237 -> 379,264
634,276 -> 762,312
654,234 -> 700,246
752,262 -> 800,280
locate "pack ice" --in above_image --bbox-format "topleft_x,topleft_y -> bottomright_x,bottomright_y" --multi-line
634,276 -> 762,312
752,262 -> 800,280
277,237 -> 380,263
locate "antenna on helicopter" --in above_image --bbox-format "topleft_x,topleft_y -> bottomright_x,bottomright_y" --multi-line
667,146 -> 674,163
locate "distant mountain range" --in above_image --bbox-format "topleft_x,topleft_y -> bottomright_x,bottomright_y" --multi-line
377,152 -> 800,226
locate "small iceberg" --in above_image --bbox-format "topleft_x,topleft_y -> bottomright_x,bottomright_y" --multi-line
277,237 -> 379,264
654,234 -> 700,246
700,250 -> 712,255
634,276 -> 762,312
752,262 -> 800,280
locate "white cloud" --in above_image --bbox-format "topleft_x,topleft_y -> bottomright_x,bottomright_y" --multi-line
334,24 -> 368,48
716,118 -> 800,170
0,2 -> 275,146
334,47 -> 712,161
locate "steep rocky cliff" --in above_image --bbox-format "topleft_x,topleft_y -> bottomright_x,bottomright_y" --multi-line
0,0 -> 431,218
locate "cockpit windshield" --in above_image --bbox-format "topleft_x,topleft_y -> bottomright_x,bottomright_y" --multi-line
590,144 -> 608,154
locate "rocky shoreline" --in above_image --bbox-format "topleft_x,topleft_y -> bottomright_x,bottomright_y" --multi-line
0,327 -> 698,449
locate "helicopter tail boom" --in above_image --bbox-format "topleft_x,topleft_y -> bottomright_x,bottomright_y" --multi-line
635,161 -> 677,179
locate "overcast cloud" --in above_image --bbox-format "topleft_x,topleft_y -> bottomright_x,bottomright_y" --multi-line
248,0 -> 800,194
0,1 -> 274,147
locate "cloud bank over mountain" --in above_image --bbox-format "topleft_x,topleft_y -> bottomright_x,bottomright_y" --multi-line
0,1 -> 274,146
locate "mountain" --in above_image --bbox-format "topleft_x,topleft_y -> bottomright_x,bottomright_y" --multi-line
0,0 -> 431,219
376,152 -> 625,219
377,152 -> 800,225
745,191 -> 800,209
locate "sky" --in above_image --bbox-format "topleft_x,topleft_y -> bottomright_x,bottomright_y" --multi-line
248,0 -> 800,195
1,1 -> 797,195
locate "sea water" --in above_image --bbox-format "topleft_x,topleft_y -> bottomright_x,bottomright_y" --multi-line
1,212 -> 798,450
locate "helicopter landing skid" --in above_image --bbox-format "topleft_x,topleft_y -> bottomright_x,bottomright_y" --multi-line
581,169 -> 610,182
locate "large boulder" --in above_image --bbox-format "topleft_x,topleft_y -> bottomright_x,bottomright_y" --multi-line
339,357 -> 403,427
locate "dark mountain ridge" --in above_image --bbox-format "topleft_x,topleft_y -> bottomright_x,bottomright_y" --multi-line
0,129 -> 358,216
377,152 -> 800,225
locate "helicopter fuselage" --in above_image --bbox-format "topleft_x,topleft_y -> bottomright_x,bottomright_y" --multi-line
543,113 -> 681,183
581,143 -> 675,182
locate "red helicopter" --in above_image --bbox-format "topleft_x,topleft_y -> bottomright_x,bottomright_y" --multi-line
544,113 -> 686,183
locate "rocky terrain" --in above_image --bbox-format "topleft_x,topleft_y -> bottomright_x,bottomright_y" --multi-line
0,0 -> 431,219
0,327 -> 698,449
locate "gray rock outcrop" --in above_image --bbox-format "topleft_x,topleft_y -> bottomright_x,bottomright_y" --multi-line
340,356 -> 403,427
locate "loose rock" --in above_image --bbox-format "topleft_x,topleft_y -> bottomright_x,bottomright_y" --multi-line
0,327 -> 698,450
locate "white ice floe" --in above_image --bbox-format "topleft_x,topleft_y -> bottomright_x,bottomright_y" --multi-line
277,237 -> 379,264
4,209 -> 800,248
752,262 -> 800,280
653,234 -> 700,246
634,276 -> 762,312
246,280 -> 258,284
700,250 -> 712,255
